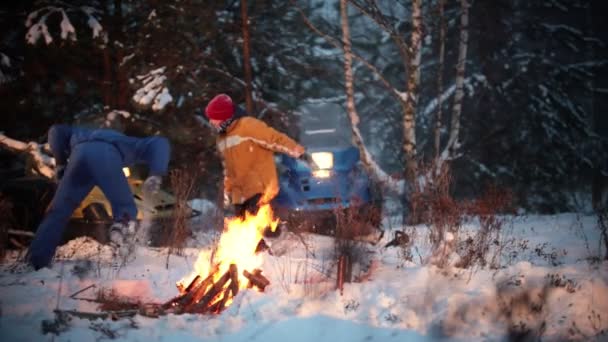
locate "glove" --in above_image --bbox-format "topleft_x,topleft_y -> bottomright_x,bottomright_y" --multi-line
299,152 -> 319,170
142,175 -> 162,196
294,145 -> 306,158
223,191 -> 231,208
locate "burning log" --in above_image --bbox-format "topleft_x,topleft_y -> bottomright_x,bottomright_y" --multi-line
201,264 -> 240,314
229,263 -> 239,297
190,268 -> 232,313
163,265 -> 218,312
243,269 -> 270,291
182,275 -> 201,293
162,263 -> 246,315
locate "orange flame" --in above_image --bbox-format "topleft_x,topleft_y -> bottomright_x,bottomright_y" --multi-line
177,204 -> 278,295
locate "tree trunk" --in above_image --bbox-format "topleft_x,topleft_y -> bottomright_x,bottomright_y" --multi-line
101,0 -> 127,111
114,0 -> 129,109
340,0 -> 366,170
434,0 -> 446,159
445,0 -> 469,157
102,47 -> 113,109
339,0 -> 400,194
401,0 -> 422,224
589,1 -> 608,212
241,0 -> 255,114
403,0 -> 421,184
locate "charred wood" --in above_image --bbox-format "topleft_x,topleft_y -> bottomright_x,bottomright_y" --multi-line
243,269 -> 270,291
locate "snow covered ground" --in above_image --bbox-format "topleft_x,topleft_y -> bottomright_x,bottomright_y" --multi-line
1,211 -> 607,341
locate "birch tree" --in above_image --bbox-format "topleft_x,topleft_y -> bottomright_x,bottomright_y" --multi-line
436,0 -> 469,170
339,0 -> 401,193
403,0 -> 422,183
297,1 -> 482,195
433,0 -> 446,158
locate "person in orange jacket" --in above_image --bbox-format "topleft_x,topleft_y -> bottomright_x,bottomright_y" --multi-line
204,94 -> 305,221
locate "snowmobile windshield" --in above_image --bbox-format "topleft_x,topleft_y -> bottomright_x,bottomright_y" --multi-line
298,103 -> 352,149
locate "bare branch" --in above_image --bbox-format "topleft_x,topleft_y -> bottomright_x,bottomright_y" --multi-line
340,0 -> 402,194
0,133 -> 55,178
291,0 -> 404,102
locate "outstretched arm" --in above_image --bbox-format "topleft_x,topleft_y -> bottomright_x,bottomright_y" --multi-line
244,118 -> 304,158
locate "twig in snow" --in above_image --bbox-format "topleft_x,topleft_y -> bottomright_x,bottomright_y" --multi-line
69,284 -> 96,299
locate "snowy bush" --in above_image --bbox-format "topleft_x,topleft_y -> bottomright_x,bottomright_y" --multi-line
25,4 -> 104,45
131,67 -> 173,112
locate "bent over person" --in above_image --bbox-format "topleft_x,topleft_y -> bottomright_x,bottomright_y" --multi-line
28,124 -> 170,270
204,94 -> 305,222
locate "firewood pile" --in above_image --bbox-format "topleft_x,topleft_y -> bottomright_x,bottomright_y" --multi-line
162,263 -> 270,314
60,263 -> 271,322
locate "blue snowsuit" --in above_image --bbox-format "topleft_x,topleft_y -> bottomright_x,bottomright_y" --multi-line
28,124 -> 171,269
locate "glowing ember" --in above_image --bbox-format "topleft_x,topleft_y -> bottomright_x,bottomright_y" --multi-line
177,204 -> 278,299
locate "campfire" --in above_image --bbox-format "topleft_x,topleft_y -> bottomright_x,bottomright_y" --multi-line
162,204 -> 277,314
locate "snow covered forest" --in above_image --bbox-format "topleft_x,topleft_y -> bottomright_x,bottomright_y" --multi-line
1,1 -> 608,341
0,0 -> 606,212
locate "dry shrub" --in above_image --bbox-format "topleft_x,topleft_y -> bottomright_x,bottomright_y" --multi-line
408,162 -> 465,267
0,194 -> 14,260
456,185 -> 513,269
163,167 -> 198,258
408,161 -> 514,269
333,201 -> 374,287
334,198 -> 375,239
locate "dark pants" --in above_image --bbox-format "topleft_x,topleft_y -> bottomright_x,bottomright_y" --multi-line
234,193 -> 262,220
233,193 -> 280,238
28,141 -> 137,269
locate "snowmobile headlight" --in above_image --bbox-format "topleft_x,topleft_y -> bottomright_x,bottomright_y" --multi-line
310,152 -> 333,170
312,170 -> 332,178
122,167 -> 131,178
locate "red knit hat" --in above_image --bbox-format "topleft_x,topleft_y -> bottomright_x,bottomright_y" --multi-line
205,94 -> 234,121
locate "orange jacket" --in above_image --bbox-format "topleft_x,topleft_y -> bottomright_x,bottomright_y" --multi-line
218,116 -> 303,205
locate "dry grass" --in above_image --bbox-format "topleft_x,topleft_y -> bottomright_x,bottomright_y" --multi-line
407,162 -> 464,267
598,209 -> 608,260
96,287 -> 142,312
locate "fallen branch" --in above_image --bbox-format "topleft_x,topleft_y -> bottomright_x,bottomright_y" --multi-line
8,229 -> 35,238
9,237 -> 26,249
0,133 -> 55,178
54,309 -> 138,320
163,268 -> 217,312
69,284 -> 96,299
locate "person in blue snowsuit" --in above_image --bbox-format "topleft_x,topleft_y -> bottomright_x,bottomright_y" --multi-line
28,124 -> 171,270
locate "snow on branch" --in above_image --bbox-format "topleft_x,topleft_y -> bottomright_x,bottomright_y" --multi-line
422,73 -> 486,118
132,67 -> 174,112
0,133 -> 55,179
0,52 -> 13,84
352,124 -> 404,193
81,6 -> 103,39
25,5 -> 104,45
